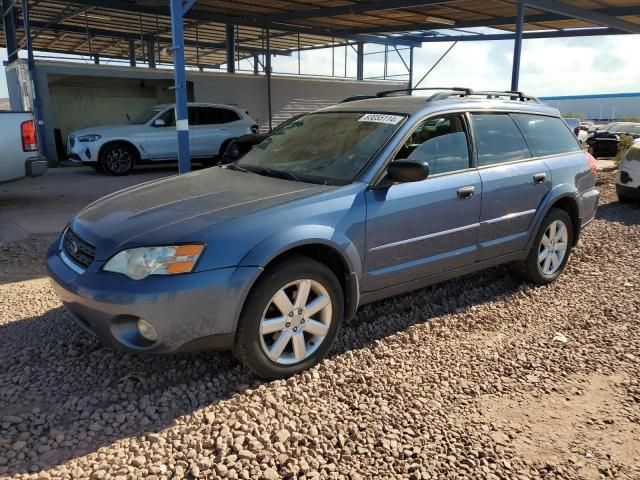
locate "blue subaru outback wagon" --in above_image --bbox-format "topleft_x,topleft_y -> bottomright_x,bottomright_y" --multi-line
48,88 -> 600,379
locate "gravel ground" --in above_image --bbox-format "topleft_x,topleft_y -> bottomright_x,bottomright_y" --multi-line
0,172 -> 638,480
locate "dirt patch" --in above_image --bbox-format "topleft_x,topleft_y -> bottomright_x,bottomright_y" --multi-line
479,372 -> 640,479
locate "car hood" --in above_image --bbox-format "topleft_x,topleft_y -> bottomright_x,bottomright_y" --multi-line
70,167 -> 335,259
70,124 -> 143,138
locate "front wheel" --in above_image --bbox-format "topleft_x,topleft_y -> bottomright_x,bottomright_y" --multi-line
233,256 -> 344,380
514,209 -> 574,285
100,143 -> 136,176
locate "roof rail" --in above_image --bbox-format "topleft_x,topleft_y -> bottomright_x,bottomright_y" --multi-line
376,87 -> 473,97
374,87 -> 542,104
340,94 -> 378,103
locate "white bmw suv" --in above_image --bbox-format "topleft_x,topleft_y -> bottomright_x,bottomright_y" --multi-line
67,103 -> 258,175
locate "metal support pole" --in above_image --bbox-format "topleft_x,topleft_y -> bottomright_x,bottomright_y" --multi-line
2,0 -> 19,62
408,46 -> 414,88
195,23 -> 201,71
148,39 -> 156,68
266,28 -> 273,131
253,54 -> 259,75
511,0 -> 525,91
94,54 -> 100,65
297,33 -> 301,75
129,40 -> 136,67
356,42 -> 364,80
21,0 -> 44,158
225,24 -> 235,73
169,0 -> 191,174
84,8 -> 93,59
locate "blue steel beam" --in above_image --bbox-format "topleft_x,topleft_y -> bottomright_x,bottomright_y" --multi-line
522,0 -> 640,34
225,24 -> 235,73
169,0 -> 191,174
417,28 -> 627,42
343,6 -> 640,34
2,0 -> 19,61
511,0 -> 524,91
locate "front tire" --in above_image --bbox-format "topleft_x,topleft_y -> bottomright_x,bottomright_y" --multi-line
233,256 -> 344,380
514,209 -> 574,285
100,142 -> 136,176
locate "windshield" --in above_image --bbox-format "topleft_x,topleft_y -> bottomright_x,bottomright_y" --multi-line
614,124 -> 640,135
236,112 -> 405,185
130,108 -> 164,124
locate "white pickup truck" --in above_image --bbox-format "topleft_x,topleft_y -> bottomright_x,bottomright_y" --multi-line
0,111 -> 47,183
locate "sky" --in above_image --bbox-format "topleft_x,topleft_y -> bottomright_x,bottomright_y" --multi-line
2,33 -> 640,99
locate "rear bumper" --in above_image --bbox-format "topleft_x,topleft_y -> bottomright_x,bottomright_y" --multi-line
26,157 -> 48,177
47,240 -> 261,353
579,186 -> 600,227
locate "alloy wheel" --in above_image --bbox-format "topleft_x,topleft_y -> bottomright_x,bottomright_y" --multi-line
538,219 -> 569,275
105,148 -> 133,174
259,279 -> 332,365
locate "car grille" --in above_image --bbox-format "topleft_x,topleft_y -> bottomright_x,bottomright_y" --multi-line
62,229 -> 96,269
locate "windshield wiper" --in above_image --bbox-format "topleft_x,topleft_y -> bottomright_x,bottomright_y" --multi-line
226,163 -> 252,173
252,167 -> 303,182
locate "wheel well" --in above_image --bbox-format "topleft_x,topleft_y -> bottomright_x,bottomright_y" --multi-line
98,140 -> 141,164
261,244 -> 357,319
550,197 -> 580,245
219,138 -> 234,157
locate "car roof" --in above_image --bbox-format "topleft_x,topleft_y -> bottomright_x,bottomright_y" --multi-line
322,94 -> 560,117
154,103 -> 242,110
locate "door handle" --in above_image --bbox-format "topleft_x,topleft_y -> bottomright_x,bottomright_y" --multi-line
457,186 -> 475,199
533,172 -> 547,184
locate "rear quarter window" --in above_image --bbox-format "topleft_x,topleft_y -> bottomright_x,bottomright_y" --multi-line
472,114 -> 531,167
512,114 -> 582,157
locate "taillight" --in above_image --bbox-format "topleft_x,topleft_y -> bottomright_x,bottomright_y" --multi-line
585,152 -> 598,176
21,120 -> 38,152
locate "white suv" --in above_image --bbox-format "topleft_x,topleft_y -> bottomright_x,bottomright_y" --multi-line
616,142 -> 640,202
67,103 -> 258,175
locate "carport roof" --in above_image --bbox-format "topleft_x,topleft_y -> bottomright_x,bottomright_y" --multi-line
2,1 -> 640,67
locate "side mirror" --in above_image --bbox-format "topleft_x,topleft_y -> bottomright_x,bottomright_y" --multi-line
153,119 -> 166,127
387,160 -> 429,183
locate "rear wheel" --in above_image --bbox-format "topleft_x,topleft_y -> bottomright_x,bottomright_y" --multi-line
100,143 -> 136,176
514,209 -> 574,285
233,256 -> 343,380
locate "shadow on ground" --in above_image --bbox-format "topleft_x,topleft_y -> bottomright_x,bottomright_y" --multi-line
0,261 -> 525,475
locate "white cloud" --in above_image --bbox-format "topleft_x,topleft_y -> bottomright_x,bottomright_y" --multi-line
2,34 -> 640,100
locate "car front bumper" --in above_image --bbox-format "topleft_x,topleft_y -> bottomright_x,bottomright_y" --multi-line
67,137 -> 99,163
47,240 -> 262,353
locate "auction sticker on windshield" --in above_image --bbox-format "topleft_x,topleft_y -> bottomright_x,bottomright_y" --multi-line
358,113 -> 404,125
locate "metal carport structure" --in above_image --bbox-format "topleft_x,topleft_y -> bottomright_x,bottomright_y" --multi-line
3,0 -> 640,173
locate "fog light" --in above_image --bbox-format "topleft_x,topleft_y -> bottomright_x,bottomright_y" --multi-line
137,318 -> 158,342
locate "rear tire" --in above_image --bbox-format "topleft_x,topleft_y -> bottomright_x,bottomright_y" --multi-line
514,208 -> 574,285
233,256 -> 344,380
100,142 -> 136,176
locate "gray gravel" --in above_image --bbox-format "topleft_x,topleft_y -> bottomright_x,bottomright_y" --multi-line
1,172 -> 639,480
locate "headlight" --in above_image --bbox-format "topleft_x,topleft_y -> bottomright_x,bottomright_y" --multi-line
78,134 -> 102,142
103,245 -> 205,280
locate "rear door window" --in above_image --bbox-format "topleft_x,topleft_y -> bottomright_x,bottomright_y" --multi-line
197,107 -> 241,125
512,114 -> 581,157
472,114 -> 531,166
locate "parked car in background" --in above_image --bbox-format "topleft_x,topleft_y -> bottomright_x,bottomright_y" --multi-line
0,111 -> 47,183
67,103 -> 258,175
564,118 -> 581,135
48,88 -> 599,379
616,142 -> 640,202
586,122 -> 640,158
223,114 -> 305,163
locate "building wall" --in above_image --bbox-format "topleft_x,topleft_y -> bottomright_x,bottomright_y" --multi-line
540,93 -> 640,121
26,61 -> 405,163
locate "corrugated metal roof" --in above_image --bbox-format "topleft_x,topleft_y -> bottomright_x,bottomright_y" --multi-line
2,1 -> 639,67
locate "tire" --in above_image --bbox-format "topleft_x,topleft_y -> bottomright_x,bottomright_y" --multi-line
233,255 -> 344,380
201,140 -> 234,168
514,208 -> 574,285
100,142 -> 136,176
